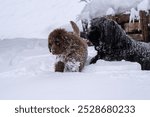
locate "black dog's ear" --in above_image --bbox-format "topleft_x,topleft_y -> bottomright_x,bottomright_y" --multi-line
87,26 -> 100,46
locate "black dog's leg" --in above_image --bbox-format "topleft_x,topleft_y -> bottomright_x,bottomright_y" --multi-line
90,51 -> 105,64
140,60 -> 150,70
90,54 -> 99,64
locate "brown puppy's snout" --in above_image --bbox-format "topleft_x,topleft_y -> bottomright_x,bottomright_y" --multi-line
54,38 -> 60,46
48,43 -> 52,52
49,48 -> 52,52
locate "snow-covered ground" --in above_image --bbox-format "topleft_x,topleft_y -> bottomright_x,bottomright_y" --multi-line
0,0 -> 150,100
0,39 -> 150,100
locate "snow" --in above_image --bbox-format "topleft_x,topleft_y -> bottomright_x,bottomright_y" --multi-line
0,39 -> 150,100
56,55 -> 81,72
130,0 -> 150,23
138,0 -> 150,11
129,8 -> 139,23
0,0 -> 150,100
0,0 -> 84,39
65,60 -> 80,72
79,0 -> 143,21
106,8 -> 115,16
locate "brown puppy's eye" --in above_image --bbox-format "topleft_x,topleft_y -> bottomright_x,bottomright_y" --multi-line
54,38 -> 60,45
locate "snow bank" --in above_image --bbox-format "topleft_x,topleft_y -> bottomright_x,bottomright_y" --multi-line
0,0 -> 85,39
79,0 -> 143,21
0,0 -> 149,39
130,0 -> 150,22
138,0 -> 150,11
0,39 -> 150,99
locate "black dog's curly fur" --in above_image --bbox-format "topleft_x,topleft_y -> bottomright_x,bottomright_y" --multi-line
87,17 -> 150,70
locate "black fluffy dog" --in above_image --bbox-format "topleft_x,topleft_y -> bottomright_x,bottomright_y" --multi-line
87,17 -> 150,70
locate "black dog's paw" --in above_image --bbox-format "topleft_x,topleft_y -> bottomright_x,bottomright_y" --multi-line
90,55 -> 99,64
140,60 -> 150,70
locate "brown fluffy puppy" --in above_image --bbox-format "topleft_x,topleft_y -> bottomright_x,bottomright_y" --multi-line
48,21 -> 88,72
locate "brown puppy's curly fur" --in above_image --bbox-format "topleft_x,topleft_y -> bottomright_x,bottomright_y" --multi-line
48,22 -> 88,72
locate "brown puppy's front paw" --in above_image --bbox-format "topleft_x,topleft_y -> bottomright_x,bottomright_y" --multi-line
55,61 -> 65,72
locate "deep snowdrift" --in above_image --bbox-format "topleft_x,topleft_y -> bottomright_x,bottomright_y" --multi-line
0,39 -> 150,100
79,0 -> 150,26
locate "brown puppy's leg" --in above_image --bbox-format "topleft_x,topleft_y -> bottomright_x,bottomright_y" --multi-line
55,61 -> 65,72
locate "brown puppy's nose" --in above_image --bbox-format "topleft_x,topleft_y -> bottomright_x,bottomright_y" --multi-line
48,44 -> 52,52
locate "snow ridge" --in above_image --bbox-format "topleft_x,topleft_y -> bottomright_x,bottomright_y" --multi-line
79,0 -> 143,21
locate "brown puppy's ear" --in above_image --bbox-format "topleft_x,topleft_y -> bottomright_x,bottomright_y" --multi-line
70,21 -> 80,37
